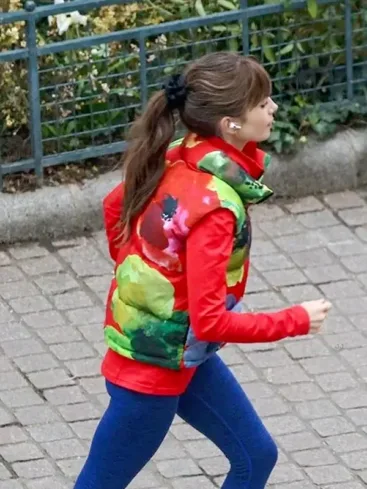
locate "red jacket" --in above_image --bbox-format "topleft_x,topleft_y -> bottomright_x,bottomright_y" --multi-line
101,136 -> 310,395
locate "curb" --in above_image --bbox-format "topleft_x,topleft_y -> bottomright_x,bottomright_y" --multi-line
0,128 -> 366,245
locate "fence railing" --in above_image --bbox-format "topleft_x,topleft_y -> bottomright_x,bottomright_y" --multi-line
0,0 -> 365,190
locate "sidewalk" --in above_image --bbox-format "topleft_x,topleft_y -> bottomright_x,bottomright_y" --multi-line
0,190 -> 367,489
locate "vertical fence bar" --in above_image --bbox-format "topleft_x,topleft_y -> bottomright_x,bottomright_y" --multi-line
139,31 -> 148,108
25,0 -> 43,183
240,0 -> 249,55
344,0 -> 354,99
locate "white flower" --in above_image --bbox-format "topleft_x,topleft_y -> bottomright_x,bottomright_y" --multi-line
48,0 -> 88,36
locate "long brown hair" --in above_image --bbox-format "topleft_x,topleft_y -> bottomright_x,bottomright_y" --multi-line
121,52 -> 271,240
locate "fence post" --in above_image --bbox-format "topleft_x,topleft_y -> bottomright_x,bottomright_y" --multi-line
139,31 -> 148,108
344,0 -> 354,99
240,0 -> 249,55
25,0 -> 43,183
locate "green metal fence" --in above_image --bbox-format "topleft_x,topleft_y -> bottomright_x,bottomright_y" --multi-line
0,0 -> 366,190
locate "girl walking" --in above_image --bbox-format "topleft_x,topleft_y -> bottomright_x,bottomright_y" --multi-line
74,52 -> 331,489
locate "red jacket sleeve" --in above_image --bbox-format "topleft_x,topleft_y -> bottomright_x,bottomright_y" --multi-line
103,183 -> 124,262
186,209 -> 310,344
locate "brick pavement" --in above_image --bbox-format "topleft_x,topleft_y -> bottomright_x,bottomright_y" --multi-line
0,189 -> 367,489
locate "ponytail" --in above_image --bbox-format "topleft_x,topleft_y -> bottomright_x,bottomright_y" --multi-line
121,90 -> 175,241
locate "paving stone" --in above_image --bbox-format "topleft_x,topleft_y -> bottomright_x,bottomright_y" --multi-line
0,266 -> 25,283
217,346 -> 244,365
58,402 -> 102,422
50,342 -> 96,361
305,464 -> 353,484
44,386 -> 86,406
0,371 -> 28,390
15,405 -> 60,425
252,396 -> 290,417
14,353 -> 59,373
247,350 -> 292,368
198,456 -> 229,476
0,481 -> 24,489
303,264 -> 349,284
156,458 -> 202,478
316,372 -> 358,392
0,426 -> 28,445
24,310 -> 66,329
300,355 -> 345,375
0,462 -> 11,480
284,338 -> 330,359
0,280 -> 39,300
53,291 -> 93,311
42,438 -> 88,460
65,306 -> 105,325
9,295 -> 53,314
341,255 -> 367,273
34,273 -> 79,295
311,416 -> 355,437
171,424 -> 205,441
65,358 -> 101,378
228,364 -> 258,383
0,406 -> 15,425
184,440 -> 221,459
70,419 -> 99,440
265,364 -> 310,384
326,432 -> 367,453
0,441 -> 43,462
78,376 -> 105,394
281,284 -> 321,303
277,432 -> 321,451
24,475 -> 72,489
13,459 -> 56,478
320,280 -> 366,298
268,463 -> 305,484
295,399 -> 340,419
292,447 -> 337,466
36,327 -> 83,345
18,255 -> 63,276
332,389 -> 367,409
242,291 -> 286,310
280,383 -> 325,402
341,450 -> 367,470
0,251 -> 10,266
153,434 -> 187,461
171,475 -> 216,489
27,423 -> 74,443
57,457 -> 85,478
0,388 -> 44,408
27,369 -> 74,390
263,415 -> 305,436
338,207 -> 367,226
264,268 -> 308,287
241,381 -> 274,399
323,190 -> 365,209
286,196 -> 324,213
0,322 -> 31,342
9,244 -> 49,260
296,209 -> 339,228
251,253 -> 294,272
128,469 -> 161,489
347,408 -> 367,426
324,332 -> 366,351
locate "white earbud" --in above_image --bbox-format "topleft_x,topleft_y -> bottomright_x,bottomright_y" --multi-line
229,122 -> 241,130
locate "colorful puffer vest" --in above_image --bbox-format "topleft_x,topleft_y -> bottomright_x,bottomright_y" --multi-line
104,134 -> 273,370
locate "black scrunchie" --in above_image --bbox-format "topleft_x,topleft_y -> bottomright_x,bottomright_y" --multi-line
162,74 -> 188,111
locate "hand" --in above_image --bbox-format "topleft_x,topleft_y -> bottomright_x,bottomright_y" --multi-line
301,299 -> 332,334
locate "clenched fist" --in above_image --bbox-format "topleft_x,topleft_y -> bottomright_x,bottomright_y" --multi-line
301,299 -> 332,334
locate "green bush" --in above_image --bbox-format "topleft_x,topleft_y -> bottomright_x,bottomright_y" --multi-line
0,0 -> 366,161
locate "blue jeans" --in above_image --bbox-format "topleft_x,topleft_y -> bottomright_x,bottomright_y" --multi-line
74,354 -> 278,489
